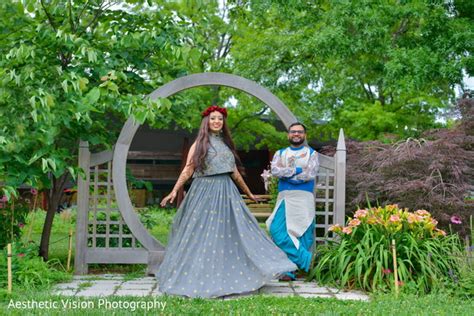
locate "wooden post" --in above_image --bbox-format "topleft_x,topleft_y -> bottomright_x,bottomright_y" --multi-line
334,129 -> 346,226
7,243 -> 12,294
67,228 -> 73,271
392,239 -> 399,296
10,199 -> 14,242
74,141 -> 90,275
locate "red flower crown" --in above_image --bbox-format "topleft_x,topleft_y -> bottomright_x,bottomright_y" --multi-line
202,105 -> 227,118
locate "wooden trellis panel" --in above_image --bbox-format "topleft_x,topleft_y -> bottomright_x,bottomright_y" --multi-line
75,142 -> 148,274
315,167 -> 336,241
314,129 -> 346,241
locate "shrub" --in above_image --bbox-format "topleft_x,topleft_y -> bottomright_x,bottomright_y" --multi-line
455,257 -> 474,298
310,205 -> 464,294
138,206 -> 176,228
0,190 -> 36,249
0,241 -> 70,296
320,99 -> 473,236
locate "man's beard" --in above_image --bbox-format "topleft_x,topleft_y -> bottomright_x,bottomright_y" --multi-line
289,138 -> 304,146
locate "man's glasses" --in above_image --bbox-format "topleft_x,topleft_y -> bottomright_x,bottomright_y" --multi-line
289,130 -> 305,135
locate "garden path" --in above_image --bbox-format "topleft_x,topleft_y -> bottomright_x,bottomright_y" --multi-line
53,274 -> 369,301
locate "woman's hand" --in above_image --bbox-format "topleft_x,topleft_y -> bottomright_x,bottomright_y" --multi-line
160,191 -> 177,207
248,193 -> 260,203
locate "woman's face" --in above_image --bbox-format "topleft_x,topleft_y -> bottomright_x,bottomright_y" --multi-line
208,111 -> 224,133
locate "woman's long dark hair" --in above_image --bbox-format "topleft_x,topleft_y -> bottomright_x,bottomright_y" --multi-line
192,115 -> 244,173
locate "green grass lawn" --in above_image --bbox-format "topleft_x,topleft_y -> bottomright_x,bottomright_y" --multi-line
1,291 -> 473,315
2,207 -> 473,315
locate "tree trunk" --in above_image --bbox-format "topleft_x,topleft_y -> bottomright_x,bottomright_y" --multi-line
39,173 -> 69,260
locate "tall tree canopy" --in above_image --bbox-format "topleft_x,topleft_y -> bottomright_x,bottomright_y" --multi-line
227,0 -> 473,141
0,0 -> 205,258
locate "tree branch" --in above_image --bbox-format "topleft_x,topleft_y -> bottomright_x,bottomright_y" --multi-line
77,0 -> 110,37
40,0 -> 58,32
76,0 -> 91,24
391,18 -> 409,44
215,33 -> 226,59
68,0 -> 76,32
377,83 -> 385,105
221,34 -> 233,58
232,106 -> 268,130
0,24 -> 32,41
359,79 -> 374,101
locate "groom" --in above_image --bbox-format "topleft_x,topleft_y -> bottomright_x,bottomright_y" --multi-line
266,122 -> 319,281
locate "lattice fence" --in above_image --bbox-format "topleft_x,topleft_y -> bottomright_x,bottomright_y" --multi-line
87,162 -> 143,250
75,143 -> 149,274
314,129 -> 346,241
315,167 -> 336,241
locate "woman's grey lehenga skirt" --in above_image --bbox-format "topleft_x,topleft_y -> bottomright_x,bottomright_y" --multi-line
155,173 -> 297,298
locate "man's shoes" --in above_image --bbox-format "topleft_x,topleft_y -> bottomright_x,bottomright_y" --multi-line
295,270 -> 307,279
278,275 -> 293,282
278,271 -> 296,282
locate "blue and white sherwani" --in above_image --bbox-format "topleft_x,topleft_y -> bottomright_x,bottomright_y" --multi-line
266,145 -> 319,276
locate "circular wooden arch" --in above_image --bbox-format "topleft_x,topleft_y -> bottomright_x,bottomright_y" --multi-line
112,72 -> 298,251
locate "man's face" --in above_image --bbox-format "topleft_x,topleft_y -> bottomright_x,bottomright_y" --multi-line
288,125 -> 306,146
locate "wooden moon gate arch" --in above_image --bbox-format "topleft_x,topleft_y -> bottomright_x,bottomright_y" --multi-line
74,72 -> 346,275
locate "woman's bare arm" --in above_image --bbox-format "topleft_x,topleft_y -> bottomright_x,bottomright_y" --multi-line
160,143 -> 196,206
231,167 -> 258,202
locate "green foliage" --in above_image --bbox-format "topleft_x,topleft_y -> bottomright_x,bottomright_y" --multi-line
0,241 -> 70,298
454,256 -> 474,298
310,205 -> 464,294
0,0 -> 204,192
219,90 -> 289,151
0,196 -> 31,249
138,206 -> 176,245
126,168 -> 153,191
344,105 -> 473,237
0,0 -> 217,257
229,0 -> 473,141
266,176 -> 279,210
23,207 -> 76,265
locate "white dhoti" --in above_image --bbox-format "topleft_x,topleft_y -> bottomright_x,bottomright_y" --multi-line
266,190 -> 315,249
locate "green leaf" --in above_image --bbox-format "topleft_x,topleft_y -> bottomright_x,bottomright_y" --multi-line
29,96 -> 36,108
28,152 -> 44,165
189,48 -> 201,65
87,48 -> 97,63
78,77 -> 89,91
41,158 -> 48,172
47,158 -> 56,172
85,88 -> 101,104
26,2 -> 35,13
61,80 -> 68,93
30,110 -> 37,122
161,98 -> 172,110
67,166 -> 76,181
